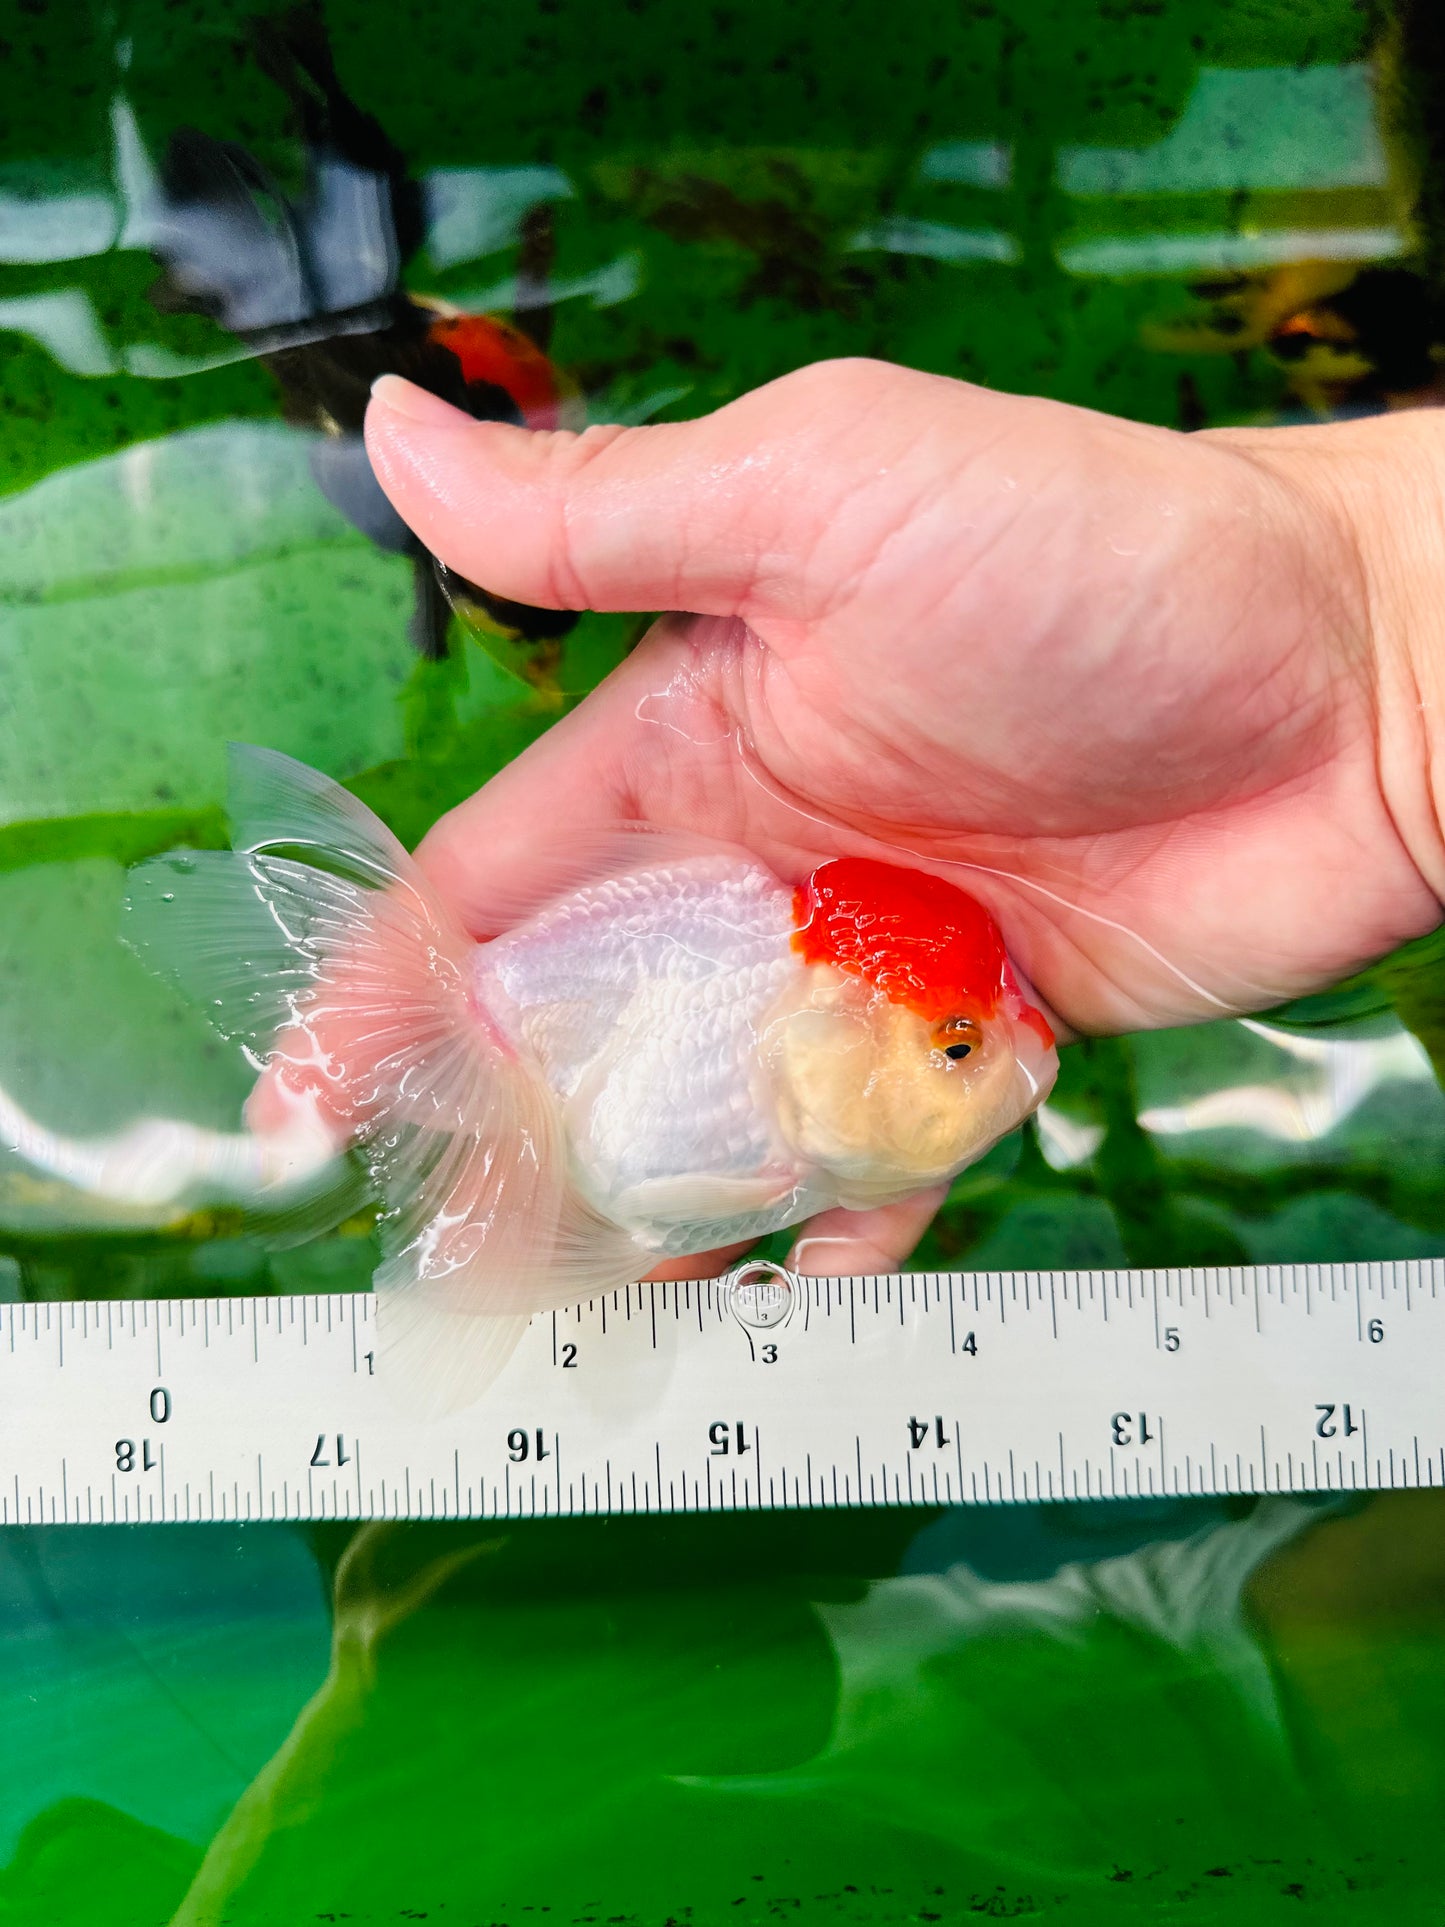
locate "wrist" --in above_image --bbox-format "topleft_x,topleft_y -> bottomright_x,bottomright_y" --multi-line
1208,406 -> 1445,910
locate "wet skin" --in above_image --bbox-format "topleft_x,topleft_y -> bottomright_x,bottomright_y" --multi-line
361,358 -> 1445,1273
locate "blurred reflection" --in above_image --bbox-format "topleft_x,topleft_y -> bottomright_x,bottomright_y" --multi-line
1059,63 -> 1401,278
169,1522 -> 497,1927
1139,1020 -> 1436,1147
0,1520 -> 328,1898
700,1500 -> 1326,1870
0,1070 -> 337,1222
0,182 -> 116,265
0,421 -> 411,827
129,8 -> 580,674
2,1494 -> 1427,1923
0,291 -> 115,378
1133,22 -> 1445,417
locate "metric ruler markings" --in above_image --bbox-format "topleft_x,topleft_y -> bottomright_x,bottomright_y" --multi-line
0,1259 -> 1441,1523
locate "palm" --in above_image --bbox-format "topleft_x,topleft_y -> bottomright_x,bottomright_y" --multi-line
371,361 -> 1437,1039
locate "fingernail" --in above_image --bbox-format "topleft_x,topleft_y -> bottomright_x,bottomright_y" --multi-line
369,374 -> 474,430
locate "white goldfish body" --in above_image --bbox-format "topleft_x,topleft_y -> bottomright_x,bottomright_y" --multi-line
128,747 -> 1056,1402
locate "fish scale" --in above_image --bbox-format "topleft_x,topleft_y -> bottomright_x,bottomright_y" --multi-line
126,746 -> 1057,1399
480,857 -> 802,1222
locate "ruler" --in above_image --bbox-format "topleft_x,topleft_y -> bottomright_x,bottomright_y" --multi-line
0,1259 -> 1441,1525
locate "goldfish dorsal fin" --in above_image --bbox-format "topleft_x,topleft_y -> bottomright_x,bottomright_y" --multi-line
225,741 -> 411,883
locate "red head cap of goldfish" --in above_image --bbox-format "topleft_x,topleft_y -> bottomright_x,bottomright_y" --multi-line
766,856 -> 1057,1203
792,856 -> 1054,1048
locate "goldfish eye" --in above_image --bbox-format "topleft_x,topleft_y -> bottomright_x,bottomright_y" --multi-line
934,1016 -> 982,1062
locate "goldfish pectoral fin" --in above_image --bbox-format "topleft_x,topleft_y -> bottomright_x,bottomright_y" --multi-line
613,1174 -> 810,1250
616,1174 -> 800,1223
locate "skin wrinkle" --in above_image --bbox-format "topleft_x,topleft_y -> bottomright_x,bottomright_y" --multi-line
1371,605 -> 1445,911
750,638 -> 1316,893
901,489 -> 1240,820
841,451 -> 1056,631
872,476 -> 1033,638
669,469 -> 761,620
747,476 -> 880,625
1074,515 -> 1327,805
1385,634 -> 1445,904
717,722 -> 1212,1028
759,593 -> 1317,843
739,697 -> 1415,1019
1247,424 -> 1445,913
1163,606 -> 1336,802
1234,431 -> 1445,933
751,639 -> 955,805
725,387 -> 892,618
1082,515 -> 1290,754
803,417 -> 1024,628
534,422 -> 636,612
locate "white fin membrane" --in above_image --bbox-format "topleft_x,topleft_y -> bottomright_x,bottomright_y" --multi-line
127,745 -> 644,1410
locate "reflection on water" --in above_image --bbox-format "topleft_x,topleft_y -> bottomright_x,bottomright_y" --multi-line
5,1494 -> 1442,1922
1058,62 -> 1403,277
1040,1017 -> 1443,1170
2,0 -> 1444,1919
1140,1020 -> 1437,1147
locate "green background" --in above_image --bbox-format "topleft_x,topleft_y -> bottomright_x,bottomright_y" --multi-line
2,0 -> 1444,1920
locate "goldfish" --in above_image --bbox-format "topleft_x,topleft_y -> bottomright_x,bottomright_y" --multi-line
126,748 -> 1056,1402
141,6 -> 578,666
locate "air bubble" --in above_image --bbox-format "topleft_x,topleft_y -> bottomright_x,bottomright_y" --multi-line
723,1260 -> 796,1330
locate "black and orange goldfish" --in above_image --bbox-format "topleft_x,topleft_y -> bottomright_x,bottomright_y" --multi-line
145,7 -> 579,666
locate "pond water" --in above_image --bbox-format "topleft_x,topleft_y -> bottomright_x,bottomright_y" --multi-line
2,1 -> 1444,1921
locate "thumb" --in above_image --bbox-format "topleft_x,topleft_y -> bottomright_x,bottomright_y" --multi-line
364,367 -> 840,618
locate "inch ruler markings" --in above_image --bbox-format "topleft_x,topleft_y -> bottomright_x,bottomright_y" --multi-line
0,1260 -> 1441,1525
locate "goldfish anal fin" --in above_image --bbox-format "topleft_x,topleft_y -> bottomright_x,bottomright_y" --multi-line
372,1184 -> 644,1415
360,1007 -> 644,1412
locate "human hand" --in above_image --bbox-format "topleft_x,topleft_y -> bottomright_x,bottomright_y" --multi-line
362,358 -> 1445,1270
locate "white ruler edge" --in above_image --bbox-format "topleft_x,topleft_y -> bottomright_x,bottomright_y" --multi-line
1,1259 -> 1441,1525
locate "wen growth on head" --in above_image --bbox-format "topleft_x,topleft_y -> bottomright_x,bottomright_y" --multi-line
128,749 -> 1056,1403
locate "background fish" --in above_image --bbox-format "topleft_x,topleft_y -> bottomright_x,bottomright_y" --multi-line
141,4 -> 580,668
125,747 -> 1056,1405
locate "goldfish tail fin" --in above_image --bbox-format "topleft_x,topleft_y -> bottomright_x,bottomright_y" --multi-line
127,744 -> 643,1410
